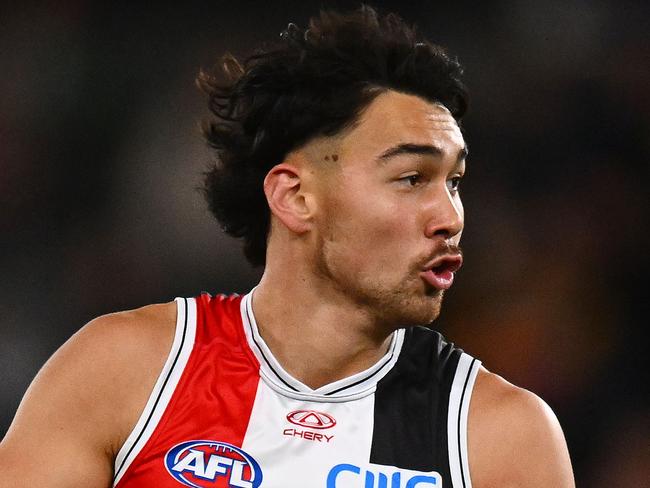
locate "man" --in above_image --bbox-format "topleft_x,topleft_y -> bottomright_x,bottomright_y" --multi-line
0,6 -> 574,487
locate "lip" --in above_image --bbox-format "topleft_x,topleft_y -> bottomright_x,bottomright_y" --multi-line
419,254 -> 463,290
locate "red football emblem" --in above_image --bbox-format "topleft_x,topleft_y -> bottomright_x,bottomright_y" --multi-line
286,410 -> 336,429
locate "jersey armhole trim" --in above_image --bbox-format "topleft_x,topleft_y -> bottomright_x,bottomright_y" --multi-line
112,297 -> 197,486
447,353 -> 481,488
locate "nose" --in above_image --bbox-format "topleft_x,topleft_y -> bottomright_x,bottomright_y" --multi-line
424,188 -> 464,239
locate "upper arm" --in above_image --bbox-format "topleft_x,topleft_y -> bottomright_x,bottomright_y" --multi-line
468,368 -> 575,488
0,302 -> 176,488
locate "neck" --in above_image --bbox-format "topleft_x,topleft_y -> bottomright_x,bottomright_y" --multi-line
252,260 -> 394,390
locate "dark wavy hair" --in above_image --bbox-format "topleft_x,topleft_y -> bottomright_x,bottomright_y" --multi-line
198,5 -> 468,267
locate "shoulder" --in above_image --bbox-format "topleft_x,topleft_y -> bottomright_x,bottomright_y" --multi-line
62,301 -> 179,445
76,301 -> 178,368
2,300 -> 178,456
467,367 -> 575,488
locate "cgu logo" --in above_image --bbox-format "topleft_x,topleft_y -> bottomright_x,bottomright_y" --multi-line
165,440 -> 263,488
327,463 -> 442,488
286,410 -> 336,429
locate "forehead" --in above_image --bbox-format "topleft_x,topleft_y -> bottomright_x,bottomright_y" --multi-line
339,90 -> 465,159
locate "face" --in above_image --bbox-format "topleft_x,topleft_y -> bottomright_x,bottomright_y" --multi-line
307,90 -> 467,328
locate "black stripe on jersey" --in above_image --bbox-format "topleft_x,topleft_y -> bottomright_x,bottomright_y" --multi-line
113,297 -> 189,482
244,300 -> 299,392
458,358 -> 477,488
370,327 -> 461,477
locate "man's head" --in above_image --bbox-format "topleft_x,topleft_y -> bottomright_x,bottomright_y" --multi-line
266,89 -> 467,327
200,6 -> 467,260
200,6 -> 467,325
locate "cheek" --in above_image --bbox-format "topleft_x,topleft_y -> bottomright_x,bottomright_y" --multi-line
317,172 -> 420,263
341,184 -> 397,227
332,193 -> 414,263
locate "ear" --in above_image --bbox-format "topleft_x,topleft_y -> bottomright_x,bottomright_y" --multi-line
263,163 -> 313,234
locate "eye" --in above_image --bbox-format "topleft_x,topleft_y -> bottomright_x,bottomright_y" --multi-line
447,175 -> 463,193
399,173 -> 422,187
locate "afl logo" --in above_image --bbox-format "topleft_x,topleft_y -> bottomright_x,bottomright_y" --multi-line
165,440 -> 263,488
287,410 -> 337,429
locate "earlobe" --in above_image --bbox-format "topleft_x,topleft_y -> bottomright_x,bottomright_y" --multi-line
263,163 -> 312,234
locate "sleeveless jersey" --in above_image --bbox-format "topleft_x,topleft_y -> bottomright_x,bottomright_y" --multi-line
112,291 -> 481,488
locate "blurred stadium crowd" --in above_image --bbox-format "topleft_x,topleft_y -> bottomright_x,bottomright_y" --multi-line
1,1 -> 648,485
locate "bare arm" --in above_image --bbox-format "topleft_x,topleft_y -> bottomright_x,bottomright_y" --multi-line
468,368 -> 575,488
0,302 -> 176,488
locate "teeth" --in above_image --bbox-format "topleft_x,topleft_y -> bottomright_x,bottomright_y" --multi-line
427,256 -> 462,273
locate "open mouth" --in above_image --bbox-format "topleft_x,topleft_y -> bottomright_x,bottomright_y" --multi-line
430,257 -> 462,274
420,254 -> 463,290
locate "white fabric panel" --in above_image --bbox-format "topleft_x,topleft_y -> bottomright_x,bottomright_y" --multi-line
447,353 -> 481,488
459,359 -> 480,487
240,380 -> 375,487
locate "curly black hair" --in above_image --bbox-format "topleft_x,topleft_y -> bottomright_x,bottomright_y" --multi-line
198,5 -> 468,267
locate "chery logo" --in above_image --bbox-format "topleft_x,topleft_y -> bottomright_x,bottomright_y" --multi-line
286,410 -> 336,429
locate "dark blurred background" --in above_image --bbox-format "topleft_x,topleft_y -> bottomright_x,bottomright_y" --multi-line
1,0 -> 648,485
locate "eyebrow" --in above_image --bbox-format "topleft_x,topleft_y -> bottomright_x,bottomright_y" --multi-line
377,143 -> 468,163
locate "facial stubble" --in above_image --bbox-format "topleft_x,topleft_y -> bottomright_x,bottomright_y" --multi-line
314,229 -> 445,330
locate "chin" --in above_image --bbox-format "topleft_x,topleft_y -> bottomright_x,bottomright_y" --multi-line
418,288 -> 446,320
413,301 -> 443,326
387,290 -> 444,328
